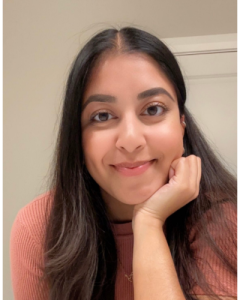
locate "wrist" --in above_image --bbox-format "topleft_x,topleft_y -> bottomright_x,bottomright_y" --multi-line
132,210 -> 164,233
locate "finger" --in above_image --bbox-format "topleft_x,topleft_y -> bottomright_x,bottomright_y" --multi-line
189,156 -> 201,198
170,157 -> 190,186
169,167 -> 175,179
197,157 -> 202,188
187,155 -> 199,197
193,157 -> 201,198
170,157 -> 185,171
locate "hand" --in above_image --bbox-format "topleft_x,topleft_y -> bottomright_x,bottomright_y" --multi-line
133,155 -> 201,227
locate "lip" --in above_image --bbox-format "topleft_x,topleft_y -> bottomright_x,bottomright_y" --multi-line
111,159 -> 156,177
113,160 -> 154,168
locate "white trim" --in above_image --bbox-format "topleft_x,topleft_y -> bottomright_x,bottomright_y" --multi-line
175,48 -> 237,57
186,72 -> 237,80
162,34 -> 237,78
162,33 -> 237,54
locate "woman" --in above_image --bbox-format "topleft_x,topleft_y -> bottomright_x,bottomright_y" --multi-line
10,27 -> 237,300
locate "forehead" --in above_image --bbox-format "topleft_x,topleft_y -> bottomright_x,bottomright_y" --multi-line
83,53 -> 177,101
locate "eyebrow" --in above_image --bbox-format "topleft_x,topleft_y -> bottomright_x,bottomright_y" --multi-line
82,87 -> 174,112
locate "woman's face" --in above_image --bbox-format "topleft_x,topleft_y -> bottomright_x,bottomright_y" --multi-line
81,53 -> 185,220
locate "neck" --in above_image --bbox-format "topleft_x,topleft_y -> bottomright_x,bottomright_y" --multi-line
101,189 -> 135,223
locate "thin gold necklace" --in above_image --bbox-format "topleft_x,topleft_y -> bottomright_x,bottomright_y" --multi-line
118,258 -> 133,283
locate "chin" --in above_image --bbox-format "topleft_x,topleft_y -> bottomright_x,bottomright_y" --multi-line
116,183 -> 162,206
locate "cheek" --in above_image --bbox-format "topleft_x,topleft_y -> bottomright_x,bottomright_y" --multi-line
82,130 -> 111,168
151,124 -> 184,158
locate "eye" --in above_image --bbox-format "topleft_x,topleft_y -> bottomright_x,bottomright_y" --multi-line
90,103 -> 168,123
142,103 -> 166,116
91,111 -> 114,123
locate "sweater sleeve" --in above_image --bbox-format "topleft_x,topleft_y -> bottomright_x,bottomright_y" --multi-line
10,206 -> 50,300
189,203 -> 237,297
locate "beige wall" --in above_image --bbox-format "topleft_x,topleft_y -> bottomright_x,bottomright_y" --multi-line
4,2 -> 237,300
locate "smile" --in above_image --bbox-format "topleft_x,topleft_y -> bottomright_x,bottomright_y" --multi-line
112,159 -> 156,177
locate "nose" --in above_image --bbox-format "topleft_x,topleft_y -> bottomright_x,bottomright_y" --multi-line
115,113 -> 146,153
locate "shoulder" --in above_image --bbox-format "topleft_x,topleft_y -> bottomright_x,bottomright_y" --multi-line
10,191 -> 54,247
189,201 -> 236,244
189,201 -> 237,297
10,192 -> 53,298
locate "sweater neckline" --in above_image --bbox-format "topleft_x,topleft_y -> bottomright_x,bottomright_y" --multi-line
110,221 -> 133,237
109,219 -> 167,238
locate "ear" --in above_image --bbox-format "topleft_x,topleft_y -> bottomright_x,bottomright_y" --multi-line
180,114 -> 186,136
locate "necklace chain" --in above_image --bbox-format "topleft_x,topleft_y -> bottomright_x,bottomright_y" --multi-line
118,258 -> 133,283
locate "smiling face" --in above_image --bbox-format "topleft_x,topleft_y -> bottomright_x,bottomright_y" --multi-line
81,53 -> 185,222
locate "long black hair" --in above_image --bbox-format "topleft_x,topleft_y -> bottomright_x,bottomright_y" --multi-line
41,27 -> 237,300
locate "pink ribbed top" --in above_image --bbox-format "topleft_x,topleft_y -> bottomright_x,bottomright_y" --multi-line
10,192 -> 237,300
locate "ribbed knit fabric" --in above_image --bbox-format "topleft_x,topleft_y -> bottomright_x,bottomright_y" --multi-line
111,222 -> 134,300
10,192 -> 237,300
